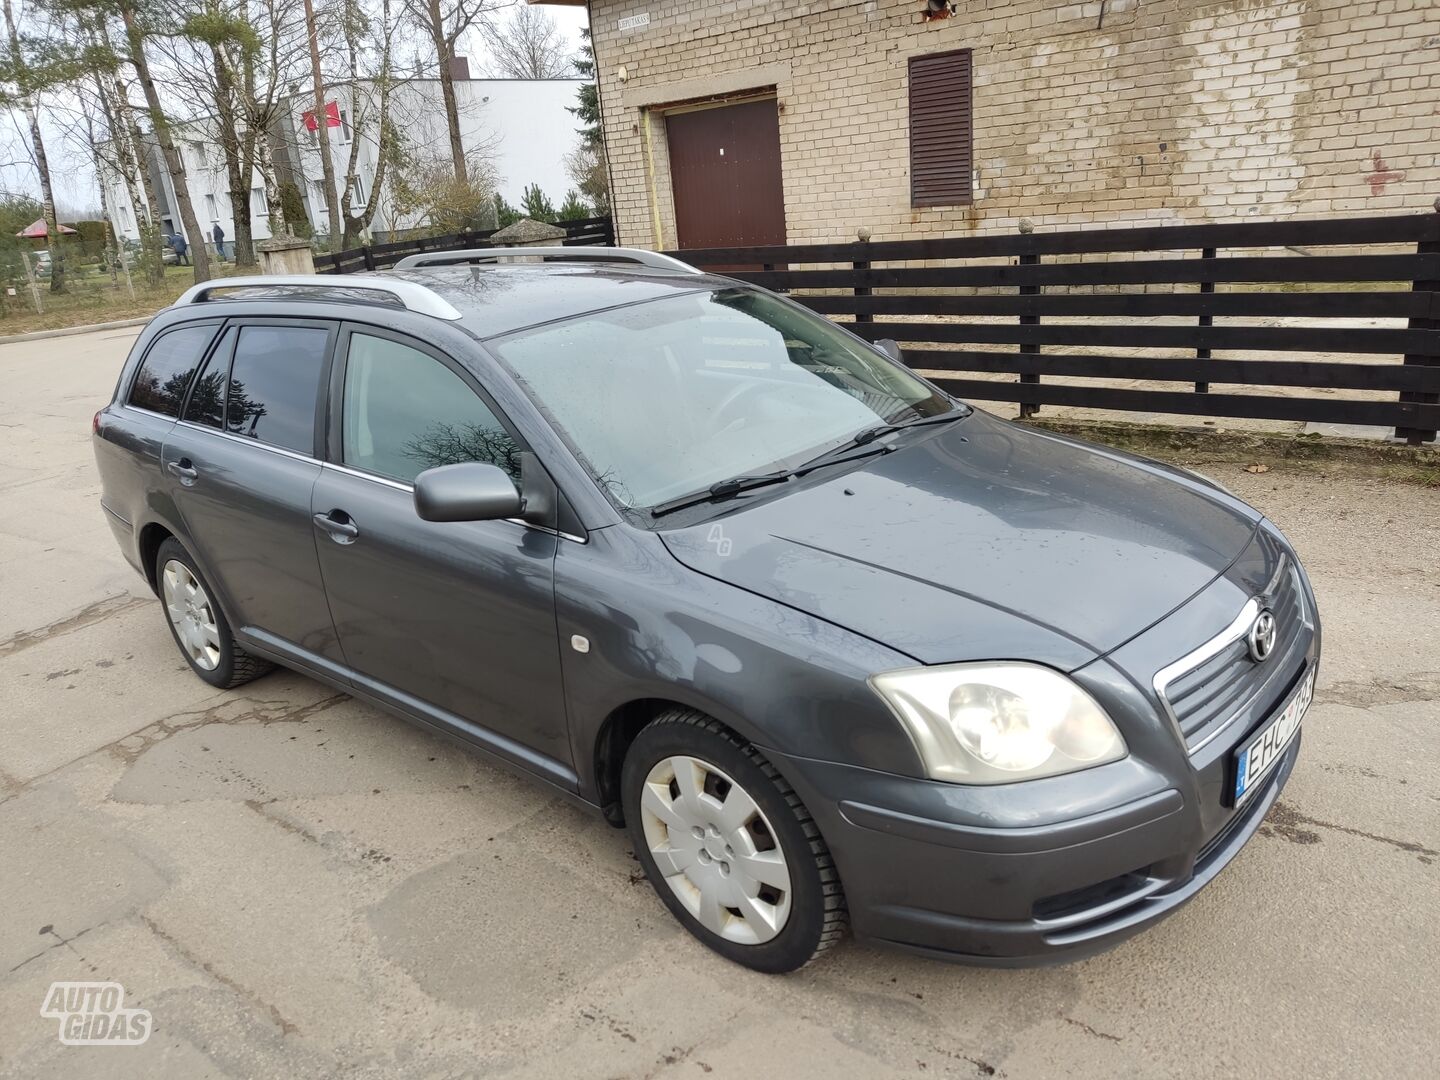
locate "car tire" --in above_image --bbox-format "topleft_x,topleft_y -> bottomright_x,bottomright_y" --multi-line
154,537 -> 272,689
622,708 -> 846,972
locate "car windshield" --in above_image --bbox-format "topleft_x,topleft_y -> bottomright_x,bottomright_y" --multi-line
490,288 -> 954,510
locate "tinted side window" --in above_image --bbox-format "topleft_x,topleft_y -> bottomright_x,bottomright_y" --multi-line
182,327 -> 235,429
226,326 -> 329,453
341,333 -> 520,485
128,325 -> 218,416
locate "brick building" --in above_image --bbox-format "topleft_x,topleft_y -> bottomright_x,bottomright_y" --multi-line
541,0 -> 1438,250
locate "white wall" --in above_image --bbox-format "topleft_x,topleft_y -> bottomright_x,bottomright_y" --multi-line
286,78 -> 588,239
457,80 -> 588,205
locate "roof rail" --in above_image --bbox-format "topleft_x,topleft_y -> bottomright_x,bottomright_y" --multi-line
392,246 -> 703,275
172,274 -> 464,320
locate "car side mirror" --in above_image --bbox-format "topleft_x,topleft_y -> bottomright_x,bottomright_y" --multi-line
875,338 -> 903,363
414,462 -> 523,523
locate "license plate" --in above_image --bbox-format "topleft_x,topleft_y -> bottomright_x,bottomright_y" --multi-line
1233,666 -> 1314,806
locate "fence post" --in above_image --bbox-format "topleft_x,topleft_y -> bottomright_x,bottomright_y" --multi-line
1395,200 -> 1439,444
1017,219 -> 1039,418
1195,246 -> 1216,393
361,245 -> 375,272
853,226 -> 872,326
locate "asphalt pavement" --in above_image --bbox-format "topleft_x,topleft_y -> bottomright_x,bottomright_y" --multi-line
1,327 -> 1436,1079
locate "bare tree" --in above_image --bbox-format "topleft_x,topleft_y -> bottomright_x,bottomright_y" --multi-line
481,5 -> 570,80
112,0 -> 211,281
2,0 -> 68,291
302,0 -> 341,246
404,0 -> 505,182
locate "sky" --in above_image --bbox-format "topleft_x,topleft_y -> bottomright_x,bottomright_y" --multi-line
0,6 -> 592,218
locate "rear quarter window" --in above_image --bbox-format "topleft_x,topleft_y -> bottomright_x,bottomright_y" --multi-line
127,324 -> 221,416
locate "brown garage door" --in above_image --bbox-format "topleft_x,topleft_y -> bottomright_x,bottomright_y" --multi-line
665,98 -> 786,250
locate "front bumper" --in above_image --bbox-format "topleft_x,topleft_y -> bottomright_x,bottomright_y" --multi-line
767,722 -> 1302,967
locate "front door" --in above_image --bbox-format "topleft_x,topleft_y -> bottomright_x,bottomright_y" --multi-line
162,319 -> 344,665
310,326 -> 572,783
666,97 -> 787,250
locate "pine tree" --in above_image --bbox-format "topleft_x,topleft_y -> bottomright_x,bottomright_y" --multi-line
520,183 -> 556,223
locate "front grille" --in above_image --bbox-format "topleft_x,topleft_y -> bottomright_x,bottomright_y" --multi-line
1160,556 -> 1309,752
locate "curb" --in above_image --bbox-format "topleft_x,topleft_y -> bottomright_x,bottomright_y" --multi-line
0,316 -> 151,346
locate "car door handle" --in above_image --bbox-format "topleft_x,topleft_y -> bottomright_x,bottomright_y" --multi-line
313,511 -> 359,544
166,458 -> 198,484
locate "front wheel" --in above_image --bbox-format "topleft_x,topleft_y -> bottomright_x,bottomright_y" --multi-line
622,709 -> 846,972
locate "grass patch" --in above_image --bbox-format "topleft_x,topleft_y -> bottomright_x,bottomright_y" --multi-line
0,263 -> 249,336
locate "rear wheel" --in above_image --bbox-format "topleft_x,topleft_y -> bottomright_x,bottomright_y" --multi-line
155,537 -> 272,689
622,709 -> 846,972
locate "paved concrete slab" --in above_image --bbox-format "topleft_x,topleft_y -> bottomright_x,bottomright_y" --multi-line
1,327 -> 1436,1079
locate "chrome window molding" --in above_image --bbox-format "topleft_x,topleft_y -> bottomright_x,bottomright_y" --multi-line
173,418 -> 318,464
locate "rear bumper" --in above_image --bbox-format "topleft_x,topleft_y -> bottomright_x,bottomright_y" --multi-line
767,732 -> 1300,966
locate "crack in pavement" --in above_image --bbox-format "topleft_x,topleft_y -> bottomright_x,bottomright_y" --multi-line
0,593 -> 153,659
1263,800 -> 1439,859
139,914 -> 300,1037
1314,672 -> 1440,709
7,925 -> 98,975
0,693 -> 350,806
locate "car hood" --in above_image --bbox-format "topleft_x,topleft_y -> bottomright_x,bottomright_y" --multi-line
659,410 -> 1260,670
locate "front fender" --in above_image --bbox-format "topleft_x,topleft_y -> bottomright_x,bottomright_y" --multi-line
554,526 -> 923,803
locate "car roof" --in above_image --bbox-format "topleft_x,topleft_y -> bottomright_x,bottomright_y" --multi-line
379,263 -> 735,340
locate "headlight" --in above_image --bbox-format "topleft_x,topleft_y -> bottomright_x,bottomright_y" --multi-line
869,662 -> 1127,784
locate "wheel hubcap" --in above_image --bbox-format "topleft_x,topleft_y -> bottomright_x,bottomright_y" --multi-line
639,755 -> 792,945
161,560 -> 221,671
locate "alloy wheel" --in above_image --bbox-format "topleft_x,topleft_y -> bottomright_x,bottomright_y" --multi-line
638,754 -> 793,945
162,559 -> 221,671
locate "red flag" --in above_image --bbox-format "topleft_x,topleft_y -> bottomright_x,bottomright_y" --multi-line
301,102 -> 342,131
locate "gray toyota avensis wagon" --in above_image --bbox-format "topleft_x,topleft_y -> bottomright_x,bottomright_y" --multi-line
93,248 -> 1320,972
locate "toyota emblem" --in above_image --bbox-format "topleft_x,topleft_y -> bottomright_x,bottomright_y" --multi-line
1247,609 -> 1278,662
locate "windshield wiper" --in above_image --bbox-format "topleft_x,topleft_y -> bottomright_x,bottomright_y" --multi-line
649,408 -> 970,519
852,407 -> 970,447
796,407 -> 970,473
649,470 -> 793,518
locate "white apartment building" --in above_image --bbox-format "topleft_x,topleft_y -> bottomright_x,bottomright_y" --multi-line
280,76 -> 588,239
99,75 -> 588,252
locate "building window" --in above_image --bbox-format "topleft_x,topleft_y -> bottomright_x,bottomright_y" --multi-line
205,193 -> 219,220
338,108 -> 352,143
348,174 -> 366,205
252,186 -> 269,217
908,49 -> 974,207
190,141 -> 207,168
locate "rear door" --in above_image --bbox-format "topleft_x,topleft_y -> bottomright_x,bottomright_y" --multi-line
310,325 -> 572,784
161,318 -> 345,668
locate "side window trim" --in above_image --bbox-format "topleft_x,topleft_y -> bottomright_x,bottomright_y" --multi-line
325,322 -> 527,478
178,322 -> 239,426
180,316 -> 336,460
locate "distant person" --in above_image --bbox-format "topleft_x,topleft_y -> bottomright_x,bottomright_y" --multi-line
171,233 -> 190,266
213,222 -> 226,262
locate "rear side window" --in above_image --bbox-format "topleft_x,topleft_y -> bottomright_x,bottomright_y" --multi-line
341,332 -> 520,484
225,326 -> 329,453
127,325 -> 218,416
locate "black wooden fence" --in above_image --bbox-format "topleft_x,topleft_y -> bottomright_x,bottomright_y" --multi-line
314,215 -> 614,275
664,212 -> 1440,444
